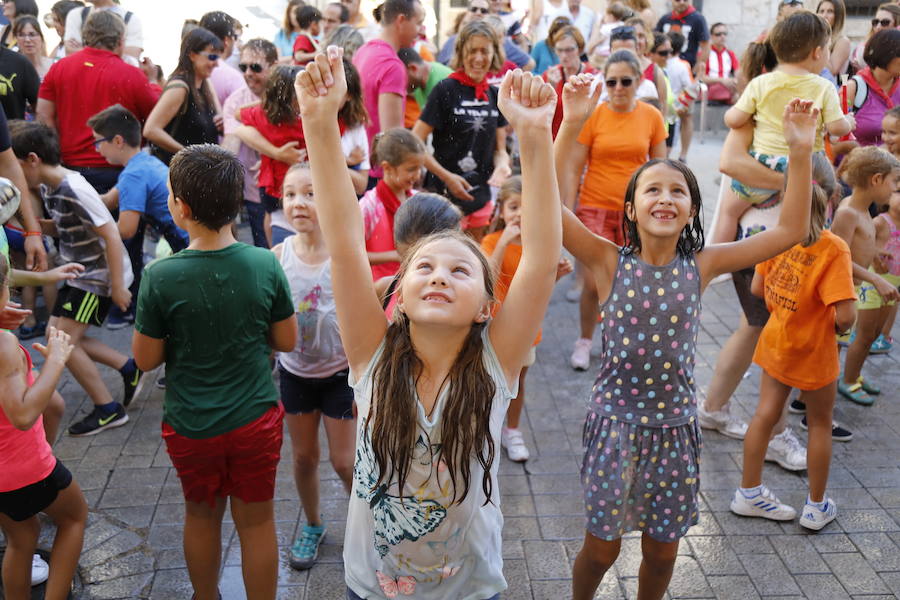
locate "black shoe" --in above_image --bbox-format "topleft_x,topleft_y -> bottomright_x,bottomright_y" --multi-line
800,416 -> 853,442
68,404 -> 129,437
788,399 -> 806,414
121,361 -> 143,407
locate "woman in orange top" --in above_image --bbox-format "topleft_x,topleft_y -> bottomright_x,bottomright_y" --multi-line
733,187 -> 857,531
558,49 -> 667,371
542,25 -> 596,139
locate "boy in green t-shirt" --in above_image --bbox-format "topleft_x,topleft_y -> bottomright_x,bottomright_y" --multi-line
132,144 -> 298,599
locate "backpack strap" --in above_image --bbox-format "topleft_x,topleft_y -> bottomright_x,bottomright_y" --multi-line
124,11 -> 132,25
851,74 -> 868,111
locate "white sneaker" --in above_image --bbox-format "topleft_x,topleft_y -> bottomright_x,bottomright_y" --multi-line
501,427 -> 530,462
765,427 -> 807,472
570,338 -> 592,371
799,497 -> 837,531
697,401 -> 748,439
730,485 -> 797,521
31,553 -> 49,586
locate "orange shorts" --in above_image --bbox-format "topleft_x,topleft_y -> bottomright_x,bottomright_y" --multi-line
576,205 -> 625,246
461,201 -> 495,230
162,404 -> 284,507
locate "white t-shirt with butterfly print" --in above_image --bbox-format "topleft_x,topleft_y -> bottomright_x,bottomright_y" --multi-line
345,325 -> 516,599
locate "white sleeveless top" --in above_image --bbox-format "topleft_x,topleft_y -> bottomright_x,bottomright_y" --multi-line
344,325 -> 515,600
533,0 -> 572,43
277,238 -> 348,378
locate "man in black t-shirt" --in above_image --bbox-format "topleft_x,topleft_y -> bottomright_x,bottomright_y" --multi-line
656,0 -> 709,72
0,47 -> 39,120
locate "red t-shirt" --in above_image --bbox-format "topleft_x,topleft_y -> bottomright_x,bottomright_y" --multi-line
38,47 -> 159,167
292,34 -> 317,65
240,104 -> 305,199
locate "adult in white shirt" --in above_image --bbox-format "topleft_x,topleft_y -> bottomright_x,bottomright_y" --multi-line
566,0 -> 595,43
530,0 -> 571,43
64,0 -> 142,64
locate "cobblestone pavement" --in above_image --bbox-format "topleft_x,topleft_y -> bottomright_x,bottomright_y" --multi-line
8,131 -> 900,599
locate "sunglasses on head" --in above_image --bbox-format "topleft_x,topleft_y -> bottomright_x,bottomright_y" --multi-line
873,17 -> 894,27
469,6 -> 489,13
239,62 -> 265,73
606,77 -> 634,88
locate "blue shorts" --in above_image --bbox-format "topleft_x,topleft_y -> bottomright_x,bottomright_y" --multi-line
730,151 -> 788,206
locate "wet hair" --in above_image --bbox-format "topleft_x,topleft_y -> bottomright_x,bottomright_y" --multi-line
6,0 -> 37,18
199,11 -> 237,42
172,28 -> 224,109
263,65 -> 301,126
606,2 -> 634,21
622,159 -> 704,257
9,120 -> 61,166
553,25 -> 585,53
605,48 -> 642,77
817,0 -> 845,40
398,46 -> 425,66
382,0 -> 418,25
864,29 -> 900,70
837,146 -> 900,189
546,15 -> 571,47
371,230 -> 497,505
283,0 -> 304,33
741,40 -> 778,81
296,5 -> 322,29
492,175 -> 521,230
393,193 -> 462,247
87,104 -> 141,148
667,30 -> 685,55
241,38 -> 278,65
82,9 -> 124,50
452,20 -> 504,72
325,25 -> 364,59
768,11 -> 831,64
340,59 -> 369,128
169,144 -> 243,231
372,127 -> 425,166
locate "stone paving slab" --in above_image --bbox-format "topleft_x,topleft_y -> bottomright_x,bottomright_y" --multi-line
5,132 -> 900,599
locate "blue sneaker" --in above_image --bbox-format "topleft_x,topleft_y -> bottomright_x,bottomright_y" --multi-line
870,334 -> 892,354
289,524 -> 326,570
106,311 -> 134,330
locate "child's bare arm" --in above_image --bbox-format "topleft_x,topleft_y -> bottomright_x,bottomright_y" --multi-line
825,115 -> 852,138
724,106 -> 752,129
719,124 -> 786,190
296,48 -> 388,373
95,220 -> 131,312
0,328 -> 72,431
268,316 -> 299,352
834,298 -> 857,335
132,331 -> 165,372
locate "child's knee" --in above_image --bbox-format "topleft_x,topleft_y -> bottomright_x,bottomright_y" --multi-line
580,536 -> 621,572
642,540 -> 679,569
330,455 -> 354,481
45,391 -> 65,421
293,451 -> 319,472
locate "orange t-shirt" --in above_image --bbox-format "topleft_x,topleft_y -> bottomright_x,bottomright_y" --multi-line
481,231 -> 541,345
576,101 -> 667,211
404,95 -> 421,129
753,230 -> 856,390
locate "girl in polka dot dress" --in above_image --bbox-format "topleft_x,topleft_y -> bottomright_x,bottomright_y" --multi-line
555,75 -> 820,600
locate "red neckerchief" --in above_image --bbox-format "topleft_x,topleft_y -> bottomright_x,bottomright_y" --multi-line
375,180 -> 412,233
449,70 -> 489,101
671,5 -> 696,21
858,67 -> 899,109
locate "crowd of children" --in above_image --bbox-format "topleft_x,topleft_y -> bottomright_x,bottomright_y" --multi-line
4,4 -> 900,600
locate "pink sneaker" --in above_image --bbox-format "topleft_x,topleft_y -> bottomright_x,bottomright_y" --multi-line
570,338 -> 592,371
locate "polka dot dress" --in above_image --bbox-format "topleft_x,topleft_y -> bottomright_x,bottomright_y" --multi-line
581,251 -> 702,542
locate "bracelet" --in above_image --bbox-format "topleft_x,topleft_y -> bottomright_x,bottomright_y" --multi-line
24,231 -> 42,237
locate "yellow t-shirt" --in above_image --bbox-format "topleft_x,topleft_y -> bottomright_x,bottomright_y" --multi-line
736,71 -> 844,155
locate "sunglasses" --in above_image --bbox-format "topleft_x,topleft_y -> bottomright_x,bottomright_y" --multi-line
873,18 -> 894,27
655,49 -> 671,57
605,77 -> 634,88
712,31 -> 727,36
238,62 -> 265,73
469,6 -> 489,13
205,53 -> 220,62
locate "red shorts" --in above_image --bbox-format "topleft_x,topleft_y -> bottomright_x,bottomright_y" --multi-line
162,404 -> 284,507
576,205 -> 625,246
460,200 -> 495,230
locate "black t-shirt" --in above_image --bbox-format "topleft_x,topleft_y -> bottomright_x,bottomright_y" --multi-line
0,48 -> 38,120
419,78 -> 508,215
0,103 -> 10,152
656,10 -> 709,67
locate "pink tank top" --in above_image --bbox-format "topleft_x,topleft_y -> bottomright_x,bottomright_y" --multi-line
879,213 -> 900,276
0,345 -> 55,492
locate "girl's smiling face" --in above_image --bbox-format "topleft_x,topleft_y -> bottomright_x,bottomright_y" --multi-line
398,237 -> 491,328
282,168 -> 319,234
882,115 -> 900,156
383,154 -> 425,194
627,163 -> 696,242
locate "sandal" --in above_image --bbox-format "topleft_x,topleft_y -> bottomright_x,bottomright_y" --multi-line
16,321 -> 45,341
857,377 -> 880,396
838,380 -> 874,406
